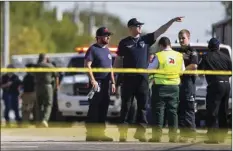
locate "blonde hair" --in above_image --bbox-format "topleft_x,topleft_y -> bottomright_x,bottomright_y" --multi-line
178,29 -> 190,38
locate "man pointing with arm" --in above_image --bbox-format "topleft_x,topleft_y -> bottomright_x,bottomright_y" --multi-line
114,16 -> 184,142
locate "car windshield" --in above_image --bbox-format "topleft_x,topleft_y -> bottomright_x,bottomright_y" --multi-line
64,57 -> 84,76
49,56 -> 71,67
65,56 -> 116,76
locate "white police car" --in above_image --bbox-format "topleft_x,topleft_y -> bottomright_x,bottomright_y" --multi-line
57,47 -> 121,119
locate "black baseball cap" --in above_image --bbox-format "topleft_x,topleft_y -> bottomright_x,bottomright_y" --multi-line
127,18 -> 144,27
208,38 -> 220,50
96,27 -> 113,37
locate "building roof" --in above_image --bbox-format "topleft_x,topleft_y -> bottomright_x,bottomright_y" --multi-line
212,17 -> 232,28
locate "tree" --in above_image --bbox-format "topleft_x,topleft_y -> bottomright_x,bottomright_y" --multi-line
222,1 -> 232,18
10,26 -> 48,55
51,12 -> 81,52
8,2 -> 129,55
10,2 -> 55,54
79,11 -> 129,46
0,2 -> 3,66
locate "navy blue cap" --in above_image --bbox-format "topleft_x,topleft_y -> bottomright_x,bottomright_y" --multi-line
96,27 -> 113,37
127,18 -> 144,27
208,38 -> 220,50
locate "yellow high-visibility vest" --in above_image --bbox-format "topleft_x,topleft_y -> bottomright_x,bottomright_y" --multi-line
152,49 -> 183,85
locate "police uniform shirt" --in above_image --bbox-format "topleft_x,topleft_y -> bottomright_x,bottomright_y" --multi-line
199,50 -> 232,85
179,46 -> 198,84
117,33 -> 156,77
23,73 -> 35,93
85,44 -> 112,80
1,74 -> 21,95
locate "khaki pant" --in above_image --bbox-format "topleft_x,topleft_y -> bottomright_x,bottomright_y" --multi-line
21,92 -> 36,122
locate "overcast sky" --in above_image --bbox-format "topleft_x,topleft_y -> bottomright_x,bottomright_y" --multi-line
50,1 -> 226,43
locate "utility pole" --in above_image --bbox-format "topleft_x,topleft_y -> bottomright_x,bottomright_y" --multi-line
102,2 -> 108,26
73,2 -> 80,24
88,2 -> 95,37
74,2 -> 84,36
3,1 -> 10,67
56,6 -> 63,22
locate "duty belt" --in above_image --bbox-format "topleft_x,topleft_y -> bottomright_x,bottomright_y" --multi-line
209,81 -> 229,85
218,81 -> 229,83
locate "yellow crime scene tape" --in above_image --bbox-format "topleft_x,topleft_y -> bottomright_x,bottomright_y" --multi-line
0,68 -> 232,75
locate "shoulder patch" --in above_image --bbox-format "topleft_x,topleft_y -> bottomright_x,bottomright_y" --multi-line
126,45 -> 134,48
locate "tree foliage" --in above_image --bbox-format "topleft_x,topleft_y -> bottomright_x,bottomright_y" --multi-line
5,2 -> 128,55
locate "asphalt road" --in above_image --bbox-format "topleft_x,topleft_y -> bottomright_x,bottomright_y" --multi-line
0,100 -> 232,151
1,141 -> 232,151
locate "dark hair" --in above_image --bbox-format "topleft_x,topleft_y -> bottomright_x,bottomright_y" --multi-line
158,37 -> 171,47
51,61 -> 56,67
208,37 -> 220,51
178,29 -> 190,37
26,63 -> 34,68
37,53 -> 46,63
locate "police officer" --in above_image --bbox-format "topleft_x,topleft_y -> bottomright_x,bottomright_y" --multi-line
21,63 -> 37,124
199,38 -> 232,144
35,53 -> 56,127
114,16 -> 184,142
177,29 -> 198,142
149,37 -> 184,142
85,27 -> 116,142
0,64 -> 22,126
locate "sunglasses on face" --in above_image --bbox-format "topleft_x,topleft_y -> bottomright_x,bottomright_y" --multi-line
129,25 -> 142,28
97,35 -> 110,38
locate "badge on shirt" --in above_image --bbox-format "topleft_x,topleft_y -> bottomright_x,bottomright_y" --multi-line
108,54 -> 112,60
139,41 -> 145,48
126,45 -> 134,48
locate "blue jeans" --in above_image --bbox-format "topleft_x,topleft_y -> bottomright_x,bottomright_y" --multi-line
2,92 -> 21,122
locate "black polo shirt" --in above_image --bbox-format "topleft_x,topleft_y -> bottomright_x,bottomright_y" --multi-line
199,50 -> 232,85
85,44 -> 112,80
117,33 -> 156,77
1,74 -> 21,95
179,46 -> 199,85
23,73 -> 35,92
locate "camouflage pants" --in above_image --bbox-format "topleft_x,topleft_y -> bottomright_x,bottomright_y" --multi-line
21,92 -> 36,122
35,84 -> 53,122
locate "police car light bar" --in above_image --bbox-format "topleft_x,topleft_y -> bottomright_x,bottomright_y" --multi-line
75,47 -> 117,53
